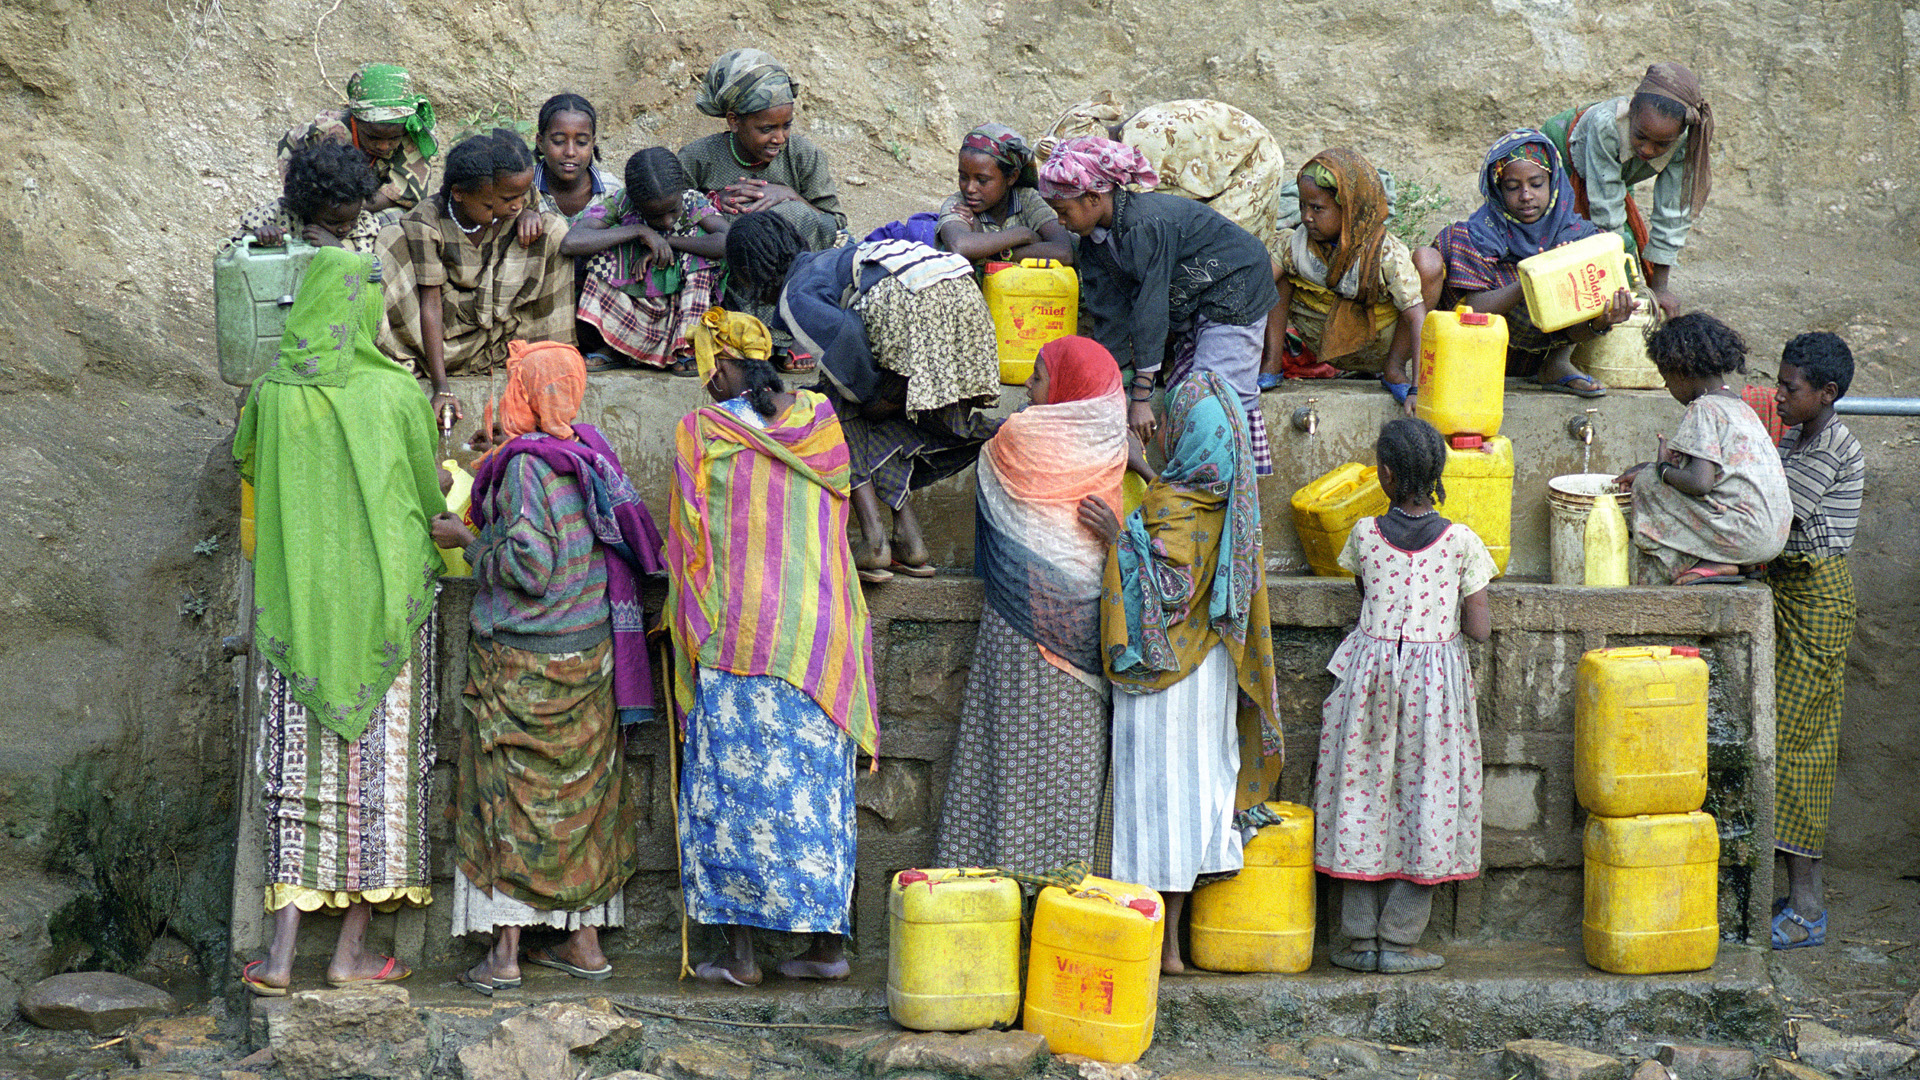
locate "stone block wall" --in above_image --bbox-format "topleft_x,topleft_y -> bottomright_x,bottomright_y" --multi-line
232,572 -> 1773,968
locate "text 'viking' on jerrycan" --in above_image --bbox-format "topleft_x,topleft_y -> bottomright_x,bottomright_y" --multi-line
984,259 -> 1078,385
1023,875 -> 1163,1063
886,868 -> 1022,1032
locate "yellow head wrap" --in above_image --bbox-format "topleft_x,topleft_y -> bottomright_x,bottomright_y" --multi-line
691,307 -> 774,383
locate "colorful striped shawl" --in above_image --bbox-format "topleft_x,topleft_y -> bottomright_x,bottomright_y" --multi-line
665,390 -> 878,754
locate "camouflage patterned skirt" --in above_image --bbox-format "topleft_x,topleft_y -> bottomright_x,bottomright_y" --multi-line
456,636 -> 636,913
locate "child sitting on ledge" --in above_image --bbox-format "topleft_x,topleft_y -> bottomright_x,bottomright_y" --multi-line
1616,313 -> 1790,585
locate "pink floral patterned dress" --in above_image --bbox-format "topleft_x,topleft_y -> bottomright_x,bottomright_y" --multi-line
1314,517 -> 1495,884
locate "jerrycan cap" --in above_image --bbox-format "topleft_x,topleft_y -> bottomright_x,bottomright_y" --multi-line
1452,304 -> 1491,326
1666,646 -> 1701,658
896,869 -> 929,886
1127,898 -> 1161,919
1448,434 -> 1484,450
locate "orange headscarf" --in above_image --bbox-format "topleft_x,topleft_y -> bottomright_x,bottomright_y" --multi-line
1298,147 -> 1391,362
488,339 -> 587,445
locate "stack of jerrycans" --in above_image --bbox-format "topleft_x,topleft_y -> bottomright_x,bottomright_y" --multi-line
1416,306 -> 1514,575
1574,645 -> 1719,973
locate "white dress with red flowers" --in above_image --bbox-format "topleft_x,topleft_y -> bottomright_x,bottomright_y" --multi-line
1314,517 -> 1495,885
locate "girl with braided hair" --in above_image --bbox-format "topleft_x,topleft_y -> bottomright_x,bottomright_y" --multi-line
1315,417 -> 1494,974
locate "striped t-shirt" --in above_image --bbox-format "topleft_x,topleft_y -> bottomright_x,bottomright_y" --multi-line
1778,419 -> 1865,557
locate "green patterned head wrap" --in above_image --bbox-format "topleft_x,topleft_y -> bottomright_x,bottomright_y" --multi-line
695,49 -> 797,118
1299,160 -> 1337,195
347,63 -> 438,160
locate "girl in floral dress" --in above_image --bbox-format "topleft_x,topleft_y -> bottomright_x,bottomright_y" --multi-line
1315,418 -> 1494,974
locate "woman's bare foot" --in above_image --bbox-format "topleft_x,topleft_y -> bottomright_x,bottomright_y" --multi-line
777,933 -> 850,980
891,503 -> 930,569
1159,892 -> 1188,975
696,925 -> 763,987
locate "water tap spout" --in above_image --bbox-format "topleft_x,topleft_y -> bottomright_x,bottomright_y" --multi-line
1568,408 -> 1598,445
1292,398 -> 1319,436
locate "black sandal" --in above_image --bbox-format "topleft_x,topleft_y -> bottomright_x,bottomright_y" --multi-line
584,351 -> 633,373
667,356 -> 699,377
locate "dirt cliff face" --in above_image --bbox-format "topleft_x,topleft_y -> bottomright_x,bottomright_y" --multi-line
0,0 -> 1913,999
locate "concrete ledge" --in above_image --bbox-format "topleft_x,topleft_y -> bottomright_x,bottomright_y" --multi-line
246,943 -> 1781,1056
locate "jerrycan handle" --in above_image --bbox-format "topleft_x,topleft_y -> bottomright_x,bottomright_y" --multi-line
1019,258 -> 1062,269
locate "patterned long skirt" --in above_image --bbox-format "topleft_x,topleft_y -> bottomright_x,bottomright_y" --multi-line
257,612 -> 436,913
678,669 -> 856,934
576,253 -> 722,369
936,607 -> 1108,875
1770,553 -> 1856,858
454,636 -> 635,925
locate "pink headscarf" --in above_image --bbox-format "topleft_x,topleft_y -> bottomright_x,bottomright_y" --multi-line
1036,136 -> 1159,200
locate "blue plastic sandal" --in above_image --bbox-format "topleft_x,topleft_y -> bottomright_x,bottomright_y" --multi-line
1771,904 -> 1827,949
1258,371 -> 1284,393
1383,378 -> 1414,406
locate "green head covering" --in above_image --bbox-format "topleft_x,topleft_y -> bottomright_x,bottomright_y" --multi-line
1299,160 -> 1337,194
236,247 -> 446,742
695,48 -> 797,118
347,63 -> 438,160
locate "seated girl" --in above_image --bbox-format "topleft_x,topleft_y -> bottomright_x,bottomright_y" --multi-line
532,93 -> 623,225
277,63 -> 437,219
1616,313 -> 1791,585
569,148 -> 730,374
679,49 -> 844,250
1429,130 -> 1633,398
376,129 -> 574,427
1542,62 -> 1713,319
935,124 -> 1072,265
1037,137 -> 1278,473
726,212 -> 1001,580
1263,149 -> 1433,405
232,140 -> 382,253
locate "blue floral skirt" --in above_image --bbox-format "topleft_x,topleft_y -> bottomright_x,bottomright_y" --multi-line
678,668 -> 856,934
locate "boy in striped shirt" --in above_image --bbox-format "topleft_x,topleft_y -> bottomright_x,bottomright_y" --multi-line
1767,331 -> 1865,950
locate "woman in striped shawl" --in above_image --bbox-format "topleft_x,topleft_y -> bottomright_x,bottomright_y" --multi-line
666,308 -> 879,986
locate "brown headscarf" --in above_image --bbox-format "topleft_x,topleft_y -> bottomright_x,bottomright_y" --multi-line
1634,62 -> 1713,218
1298,147 -> 1391,362
490,339 -> 586,444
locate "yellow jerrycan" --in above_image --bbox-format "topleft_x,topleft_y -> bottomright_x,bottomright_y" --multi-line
1434,434 -> 1513,576
1583,810 -> 1719,974
1574,645 -> 1708,816
1023,875 -> 1163,1063
1416,306 -> 1508,439
1290,463 -> 1388,578
983,258 -> 1078,384
886,869 -> 1022,1032
1189,802 -> 1314,973
240,479 -> 257,562
1518,232 -> 1630,333
438,460 -> 474,576
1583,490 -> 1629,586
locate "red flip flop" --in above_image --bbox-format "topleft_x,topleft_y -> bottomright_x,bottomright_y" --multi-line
242,960 -> 288,997
326,955 -> 410,987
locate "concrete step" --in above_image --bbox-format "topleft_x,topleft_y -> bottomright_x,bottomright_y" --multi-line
246,942 -> 1781,1058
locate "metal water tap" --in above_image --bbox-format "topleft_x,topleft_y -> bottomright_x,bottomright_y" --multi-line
1568,407 -> 1598,445
1292,397 -> 1319,436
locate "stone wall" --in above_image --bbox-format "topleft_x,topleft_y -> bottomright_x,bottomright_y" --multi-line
229,570 -> 1774,968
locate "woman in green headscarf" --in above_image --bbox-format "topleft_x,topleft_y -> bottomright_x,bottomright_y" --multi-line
277,62 -> 439,216
234,246 -> 450,996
